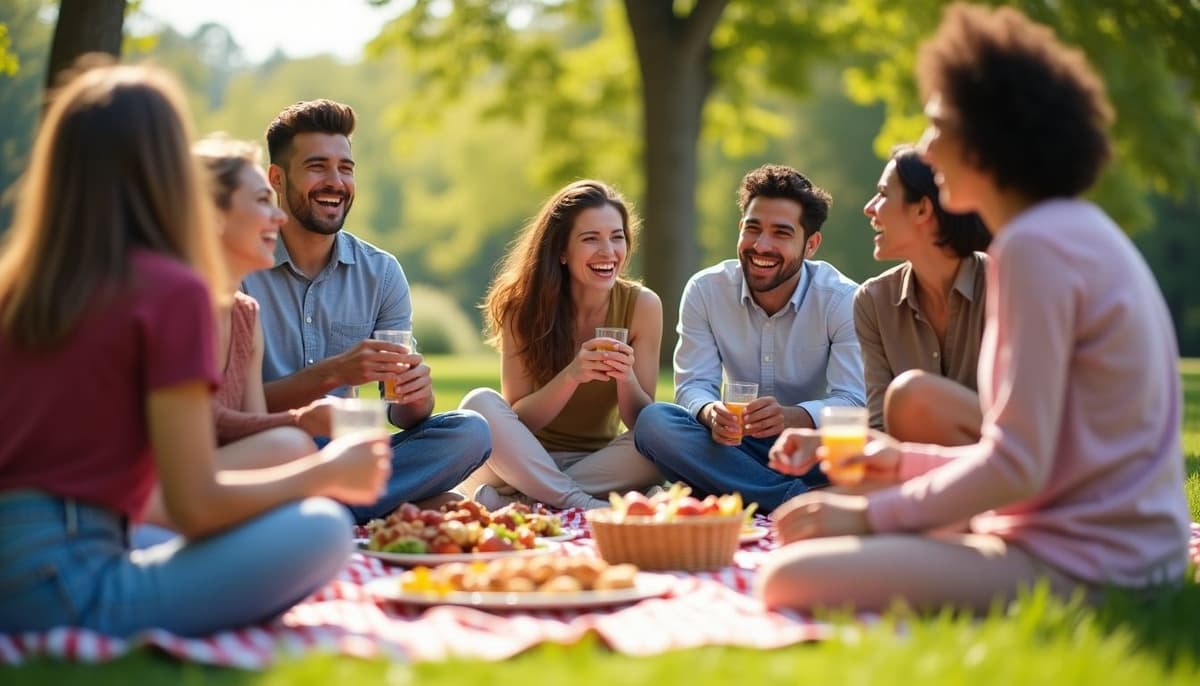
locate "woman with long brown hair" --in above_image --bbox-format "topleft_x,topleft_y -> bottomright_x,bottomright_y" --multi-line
0,61 -> 389,637
459,180 -> 663,510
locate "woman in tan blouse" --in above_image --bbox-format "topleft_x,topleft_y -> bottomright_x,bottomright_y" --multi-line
856,145 -> 992,444
458,181 -> 664,510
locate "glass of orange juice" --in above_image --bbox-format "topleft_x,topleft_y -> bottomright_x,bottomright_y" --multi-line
594,327 -> 629,352
372,329 -> 413,403
820,406 -> 869,484
721,381 -> 758,443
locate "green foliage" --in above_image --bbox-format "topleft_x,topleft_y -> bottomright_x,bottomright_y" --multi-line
831,0 -> 1200,231
409,283 -> 484,355
0,22 -> 19,77
0,0 -> 53,229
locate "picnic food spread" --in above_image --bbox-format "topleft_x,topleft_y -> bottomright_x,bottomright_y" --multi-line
400,556 -> 640,594
364,500 -> 564,555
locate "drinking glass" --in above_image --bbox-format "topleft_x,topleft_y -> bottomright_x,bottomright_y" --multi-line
820,406 -> 869,484
721,381 -> 758,443
594,327 -> 629,351
330,398 -> 389,439
372,329 -> 414,402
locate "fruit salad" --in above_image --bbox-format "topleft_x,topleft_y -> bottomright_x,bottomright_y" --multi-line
607,482 -> 758,524
364,500 -> 563,555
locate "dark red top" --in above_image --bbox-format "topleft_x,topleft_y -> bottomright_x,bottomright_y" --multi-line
0,250 -> 219,520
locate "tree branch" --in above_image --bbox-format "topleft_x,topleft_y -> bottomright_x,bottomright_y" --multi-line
680,0 -> 729,61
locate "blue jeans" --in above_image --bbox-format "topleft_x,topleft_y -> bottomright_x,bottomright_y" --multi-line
633,402 -> 827,512
0,490 -> 353,637
345,410 -> 491,523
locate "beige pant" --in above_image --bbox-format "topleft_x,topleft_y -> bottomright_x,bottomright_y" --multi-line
459,388 -> 662,509
755,532 -> 1097,612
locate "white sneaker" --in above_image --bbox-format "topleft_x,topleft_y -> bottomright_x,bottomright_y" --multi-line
645,484 -> 668,499
472,484 -> 534,511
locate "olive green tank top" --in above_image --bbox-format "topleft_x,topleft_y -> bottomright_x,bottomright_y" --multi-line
534,280 -> 640,452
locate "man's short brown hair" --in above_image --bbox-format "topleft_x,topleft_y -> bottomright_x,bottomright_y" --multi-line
265,99 -> 356,166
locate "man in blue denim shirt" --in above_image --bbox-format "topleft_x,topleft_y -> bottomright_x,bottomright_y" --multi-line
243,99 -> 489,524
634,165 -> 865,512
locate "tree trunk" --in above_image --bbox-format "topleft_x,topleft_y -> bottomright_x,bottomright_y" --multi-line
44,0 -> 126,92
623,0 -> 727,368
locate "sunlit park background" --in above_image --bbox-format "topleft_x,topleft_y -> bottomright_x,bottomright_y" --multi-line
2,1 -> 1200,684
3,0 -> 1200,362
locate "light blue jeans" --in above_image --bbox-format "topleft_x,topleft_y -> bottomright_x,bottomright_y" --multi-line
0,490 -> 352,637
633,402 -> 828,512
344,409 -> 492,524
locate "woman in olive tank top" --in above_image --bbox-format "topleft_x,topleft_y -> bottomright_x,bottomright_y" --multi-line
459,181 -> 664,510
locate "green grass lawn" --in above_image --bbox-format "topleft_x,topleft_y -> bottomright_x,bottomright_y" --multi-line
6,358 -> 1200,685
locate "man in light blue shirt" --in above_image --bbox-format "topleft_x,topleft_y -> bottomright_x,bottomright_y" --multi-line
634,165 -> 865,512
243,99 -> 490,524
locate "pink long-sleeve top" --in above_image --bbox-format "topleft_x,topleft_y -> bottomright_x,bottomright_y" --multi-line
866,199 -> 1190,587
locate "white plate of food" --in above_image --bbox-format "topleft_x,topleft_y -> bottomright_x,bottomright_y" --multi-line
358,541 -> 560,566
538,528 -> 583,543
739,525 -> 769,543
365,571 -> 675,609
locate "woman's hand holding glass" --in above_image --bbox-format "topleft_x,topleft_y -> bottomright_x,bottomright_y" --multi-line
570,336 -> 634,385
315,431 -> 392,505
768,427 -> 903,488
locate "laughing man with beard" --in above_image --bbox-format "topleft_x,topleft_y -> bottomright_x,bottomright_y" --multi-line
633,165 -> 864,512
242,99 -> 490,524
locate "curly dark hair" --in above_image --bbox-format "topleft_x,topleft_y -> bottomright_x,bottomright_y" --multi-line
890,144 -> 990,257
916,3 -> 1113,200
737,164 -> 832,240
265,99 -> 356,166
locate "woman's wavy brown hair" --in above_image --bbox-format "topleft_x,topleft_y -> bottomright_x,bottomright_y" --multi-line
483,180 -> 639,385
0,57 -> 224,348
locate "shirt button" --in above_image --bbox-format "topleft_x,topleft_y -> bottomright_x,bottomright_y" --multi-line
305,316 -> 312,324
307,359 -> 314,365
933,352 -> 940,359
764,355 -> 772,362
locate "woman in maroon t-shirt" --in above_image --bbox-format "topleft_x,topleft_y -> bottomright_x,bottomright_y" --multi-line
0,62 -> 390,637
138,136 -> 341,531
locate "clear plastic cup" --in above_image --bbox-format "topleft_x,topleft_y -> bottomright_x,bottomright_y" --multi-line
721,381 -> 758,443
594,327 -> 629,351
820,406 -> 869,483
372,329 -> 414,402
330,398 -> 388,439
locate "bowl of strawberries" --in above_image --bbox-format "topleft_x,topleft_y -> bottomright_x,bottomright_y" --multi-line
585,484 -> 756,571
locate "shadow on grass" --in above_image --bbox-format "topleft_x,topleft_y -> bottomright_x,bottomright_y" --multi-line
1094,580 -> 1200,667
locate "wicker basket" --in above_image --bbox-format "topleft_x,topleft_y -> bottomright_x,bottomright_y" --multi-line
585,509 -> 743,571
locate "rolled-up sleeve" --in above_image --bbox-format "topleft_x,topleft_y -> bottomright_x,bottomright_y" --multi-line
673,276 -> 723,417
798,287 -> 865,427
853,287 -> 890,431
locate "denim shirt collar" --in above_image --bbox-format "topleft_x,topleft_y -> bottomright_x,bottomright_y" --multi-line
271,231 -> 357,279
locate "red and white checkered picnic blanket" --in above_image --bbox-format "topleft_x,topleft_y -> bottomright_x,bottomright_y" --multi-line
0,511 -> 836,667
2,515 -> 1197,668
